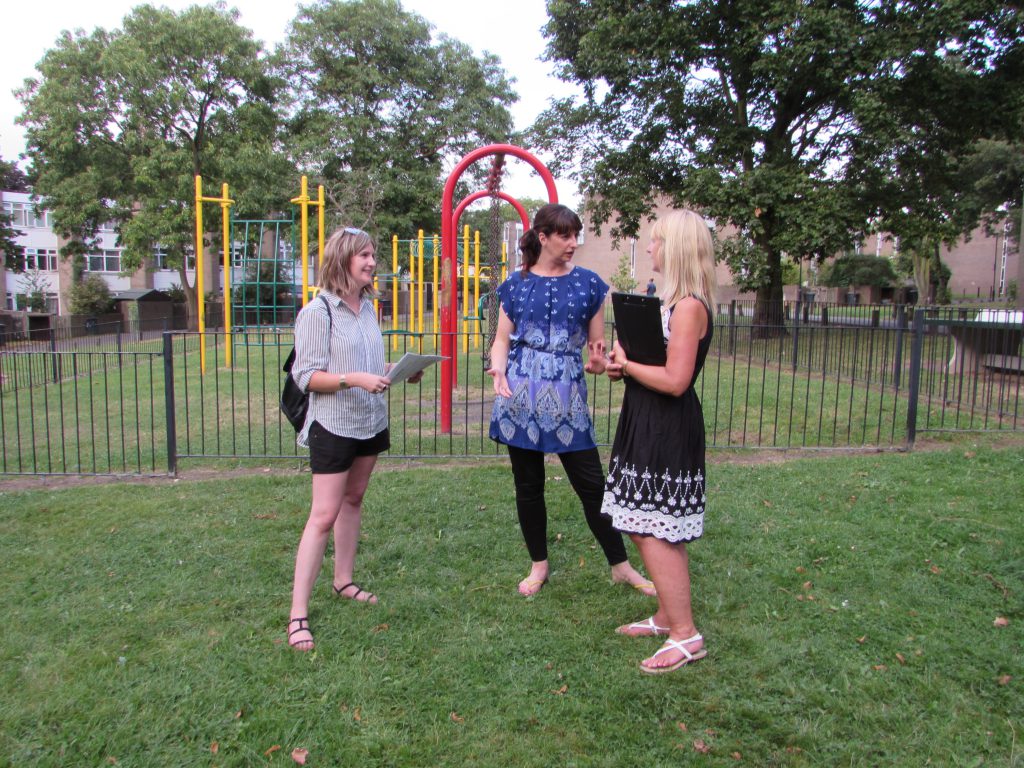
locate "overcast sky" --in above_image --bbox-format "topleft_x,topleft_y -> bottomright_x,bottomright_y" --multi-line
1,0 -> 581,205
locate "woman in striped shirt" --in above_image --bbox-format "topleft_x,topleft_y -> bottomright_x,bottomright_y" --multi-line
286,227 -> 420,652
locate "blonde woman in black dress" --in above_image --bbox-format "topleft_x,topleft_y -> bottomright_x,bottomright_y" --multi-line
602,209 -> 717,674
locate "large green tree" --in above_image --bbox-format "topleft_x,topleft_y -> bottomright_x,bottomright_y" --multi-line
17,3 -> 289,327
275,0 -> 517,237
0,156 -> 23,265
535,0 -> 1022,330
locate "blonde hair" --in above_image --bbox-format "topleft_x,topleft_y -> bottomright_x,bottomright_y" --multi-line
653,210 -> 717,310
317,227 -> 377,298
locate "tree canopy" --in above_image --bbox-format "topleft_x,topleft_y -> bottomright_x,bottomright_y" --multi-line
17,3 -> 288,324
534,0 -> 1023,327
274,0 -> 517,236
0,156 -> 22,264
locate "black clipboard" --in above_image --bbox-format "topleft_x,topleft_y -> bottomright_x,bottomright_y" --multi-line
611,292 -> 666,365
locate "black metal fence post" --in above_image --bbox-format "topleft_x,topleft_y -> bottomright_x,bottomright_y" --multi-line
163,332 -> 178,476
893,304 -> 906,388
728,300 -> 737,356
791,298 -> 801,372
49,327 -> 58,383
906,308 -> 925,448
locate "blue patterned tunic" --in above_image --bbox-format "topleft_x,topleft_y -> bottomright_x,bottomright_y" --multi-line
489,267 -> 608,453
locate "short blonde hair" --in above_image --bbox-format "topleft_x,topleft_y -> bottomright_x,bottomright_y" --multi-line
317,227 -> 377,297
653,210 -> 717,310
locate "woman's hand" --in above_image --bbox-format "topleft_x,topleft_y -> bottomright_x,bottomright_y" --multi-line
406,370 -> 424,385
605,340 -> 628,381
584,353 -> 608,375
486,368 -> 512,398
350,372 -> 392,394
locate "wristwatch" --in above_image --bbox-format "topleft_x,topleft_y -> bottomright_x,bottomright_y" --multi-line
338,374 -> 349,390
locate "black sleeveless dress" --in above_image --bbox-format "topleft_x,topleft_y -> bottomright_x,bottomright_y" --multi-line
601,301 -> 713,543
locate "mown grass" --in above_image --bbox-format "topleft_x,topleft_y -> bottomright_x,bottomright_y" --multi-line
1,444 -> 1021,766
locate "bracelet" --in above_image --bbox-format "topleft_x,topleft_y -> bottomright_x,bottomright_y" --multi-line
622,361 -> 630,377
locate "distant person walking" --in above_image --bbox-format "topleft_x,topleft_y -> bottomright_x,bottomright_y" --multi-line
645,278 -> 657,296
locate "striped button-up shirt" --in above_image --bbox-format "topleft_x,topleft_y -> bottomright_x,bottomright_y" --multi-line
291,290 -> 387,446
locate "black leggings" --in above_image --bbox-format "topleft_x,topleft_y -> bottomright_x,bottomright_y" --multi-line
506,445 -> 627,566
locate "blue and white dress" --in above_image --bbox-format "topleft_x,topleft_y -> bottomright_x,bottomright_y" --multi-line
489,267 -> 608,453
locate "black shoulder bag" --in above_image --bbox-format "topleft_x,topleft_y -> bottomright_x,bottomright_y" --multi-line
281,294 -> 332,432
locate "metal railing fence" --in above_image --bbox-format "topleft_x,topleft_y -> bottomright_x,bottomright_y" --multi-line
1,304 -> 1020,476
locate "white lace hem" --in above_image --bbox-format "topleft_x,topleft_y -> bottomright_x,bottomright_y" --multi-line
601,493 -> 704,542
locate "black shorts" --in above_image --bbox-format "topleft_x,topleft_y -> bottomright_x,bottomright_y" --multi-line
308,422 -> 390,474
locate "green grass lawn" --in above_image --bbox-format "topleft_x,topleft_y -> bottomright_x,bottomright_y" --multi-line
1,443 -> 1021,766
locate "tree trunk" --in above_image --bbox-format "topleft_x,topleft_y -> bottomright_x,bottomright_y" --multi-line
178,263 -> 198,331
751,249 -> 787,339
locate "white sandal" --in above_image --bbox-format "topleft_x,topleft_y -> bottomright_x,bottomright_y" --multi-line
639,633 -> 706,674
616,616 -> 670,636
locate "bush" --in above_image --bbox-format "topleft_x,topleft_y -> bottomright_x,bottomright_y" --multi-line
69,275 -> 114,316
820,254 -> 897,288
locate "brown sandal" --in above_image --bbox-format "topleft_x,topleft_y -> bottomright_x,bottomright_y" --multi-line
287,617 -> 314,651
333,582 -> 378,604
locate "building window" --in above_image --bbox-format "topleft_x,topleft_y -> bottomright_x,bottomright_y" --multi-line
1,201 -> 51,229
86,249 -> 122,273
22,248 -> 59,271
153,245 -> 194,271
12,292 -> 58,313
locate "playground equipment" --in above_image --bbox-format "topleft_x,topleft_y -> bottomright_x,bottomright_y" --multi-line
439,144 -> 559,433
193,177 -> 233,373
194,142 -> 559,434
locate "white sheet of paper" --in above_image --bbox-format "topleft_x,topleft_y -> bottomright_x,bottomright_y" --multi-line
387,353 -> 445,383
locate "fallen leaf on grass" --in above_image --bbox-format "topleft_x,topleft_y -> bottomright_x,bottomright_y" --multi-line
895,653 -> 906,665
677,722 -> 688,732
210,742 -> 219,755
353,707 -> 362,722
795,566 -> 806,574
450,712 -> 465,723
963,451 -> 976,458
291,747 -> 309,764
762,499 -> 772,507
371,623 -> 389,633
786,746 -> 803,754
802,581 -> 813,591
693,739 -> 711,754
264,745 -> 281,757
106,759 -> 118,766
254,513 -> 277,520
857,635 -> 867,644
873,664 -> 887,671
551,685 -> 568,695
993,616 -> 1009,628
929,565 -> 941,575
234,709 -> 243,719
731,752 -> 742,760
579,557 -> 585,568
998,675 -> 1012,685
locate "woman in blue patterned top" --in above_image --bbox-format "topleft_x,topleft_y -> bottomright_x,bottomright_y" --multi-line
487,204 -> 653,597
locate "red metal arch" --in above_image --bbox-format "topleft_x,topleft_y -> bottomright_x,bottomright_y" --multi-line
439,144 -> 558,433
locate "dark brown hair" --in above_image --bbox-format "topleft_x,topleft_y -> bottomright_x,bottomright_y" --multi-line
518,204 -> 583,274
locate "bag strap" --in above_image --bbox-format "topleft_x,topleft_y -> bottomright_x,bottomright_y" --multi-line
283,294 -> 334,374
